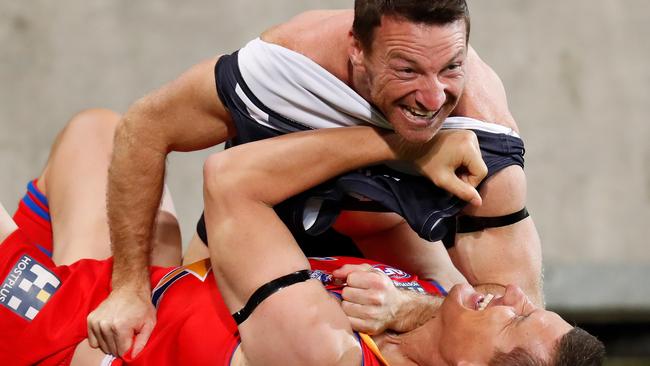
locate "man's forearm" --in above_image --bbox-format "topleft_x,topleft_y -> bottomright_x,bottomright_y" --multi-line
214,126 -> 402,206
108,117 -> 167,290
211,126 -> 483,208
450,166 -> 544,306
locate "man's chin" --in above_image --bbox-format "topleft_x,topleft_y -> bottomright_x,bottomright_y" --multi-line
396,126 -> 439,144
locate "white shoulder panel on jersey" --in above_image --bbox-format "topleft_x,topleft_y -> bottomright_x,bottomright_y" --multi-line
237,38 -> 393,131
237,38 -> 521,140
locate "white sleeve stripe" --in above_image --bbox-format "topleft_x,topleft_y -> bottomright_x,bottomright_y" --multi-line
234,83 -> 279,131
442,117 -> 520,138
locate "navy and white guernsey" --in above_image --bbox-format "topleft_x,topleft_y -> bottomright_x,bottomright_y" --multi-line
198,38 -> 525,253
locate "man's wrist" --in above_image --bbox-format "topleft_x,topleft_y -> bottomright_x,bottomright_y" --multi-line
111,262 -> 151,294
110,280 -> 151,299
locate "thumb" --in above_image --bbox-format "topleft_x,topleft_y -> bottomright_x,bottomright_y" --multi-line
438,171 -> 482,206
130,320 -> 155,358
463,152 -> 488,189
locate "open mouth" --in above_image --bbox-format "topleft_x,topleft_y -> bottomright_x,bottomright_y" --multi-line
400,105 -> 440,126
477,294 -> 495,311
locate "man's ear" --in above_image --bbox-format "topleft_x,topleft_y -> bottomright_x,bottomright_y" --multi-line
348,31 -> 366,69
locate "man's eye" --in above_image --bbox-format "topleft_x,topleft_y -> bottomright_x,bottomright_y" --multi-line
399,67 -> 415,74
446,63 -> 461,71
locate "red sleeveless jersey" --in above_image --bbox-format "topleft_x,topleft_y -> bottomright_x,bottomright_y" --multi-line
0,185 -> 443,365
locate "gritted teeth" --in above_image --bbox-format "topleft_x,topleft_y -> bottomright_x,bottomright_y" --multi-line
477,293 -> 495,311
403,106 -> 437,120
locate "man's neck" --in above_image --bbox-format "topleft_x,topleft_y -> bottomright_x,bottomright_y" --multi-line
373,319 -> 444,366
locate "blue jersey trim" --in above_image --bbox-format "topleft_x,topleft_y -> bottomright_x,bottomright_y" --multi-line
22,194 -> 51,222
228,341 -> 242,366
27,181 -> 49,207
35,244 -> 52,258
428,280 -> 448,296
151,271 -> 188,308
328,291 -> 343,301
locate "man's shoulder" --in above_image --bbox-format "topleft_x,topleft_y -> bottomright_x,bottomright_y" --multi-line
260,9 -> 352,81
262,9 -> 352,42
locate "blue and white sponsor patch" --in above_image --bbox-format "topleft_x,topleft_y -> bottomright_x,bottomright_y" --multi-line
310,270 -> 333,285
0,255 -> 60,321
371,264 -> 410,279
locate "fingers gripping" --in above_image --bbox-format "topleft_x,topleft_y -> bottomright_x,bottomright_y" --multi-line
86,291 -> 156,357
430,130 -> 486,206
132,319 -> 155,357
334,265 -> 402,334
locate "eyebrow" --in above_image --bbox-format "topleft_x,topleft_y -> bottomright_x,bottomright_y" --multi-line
390,48 -> 466,71
513,309 -> 538,329
501,308 -> 536,333
445,49 -> 466,65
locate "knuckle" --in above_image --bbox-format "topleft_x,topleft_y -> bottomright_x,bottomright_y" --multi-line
432,174 -> 450,188
347,271 -> 359,282
368,294 -> 382,306
112,320 -> 125,332
460,130 -> 477,142
99,320 -> 113,332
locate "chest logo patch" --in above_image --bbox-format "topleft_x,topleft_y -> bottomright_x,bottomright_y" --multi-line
372,264 -> 410,279
0,255 -> 60,321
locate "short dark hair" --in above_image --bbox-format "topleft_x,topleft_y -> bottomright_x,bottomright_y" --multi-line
352,0 -> 470,51
488,328 -> 606,366
552,327 -> 606,366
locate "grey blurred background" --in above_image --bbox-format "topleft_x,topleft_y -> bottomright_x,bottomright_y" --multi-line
1,0 -> 649,360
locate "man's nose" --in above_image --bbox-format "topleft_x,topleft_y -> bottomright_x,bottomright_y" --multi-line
502,284 -> 527,306
415,76 -> 446,111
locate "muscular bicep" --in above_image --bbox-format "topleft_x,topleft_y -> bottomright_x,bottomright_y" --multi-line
239,280 -> 362,366
121,56 -> 235,154
204,156 -> 362,366
449,166 -> 544,305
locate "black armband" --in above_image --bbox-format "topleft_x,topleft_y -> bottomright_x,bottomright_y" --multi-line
232,269 -> 311,325
456,207 -> 529,233
197,213 -> 208,245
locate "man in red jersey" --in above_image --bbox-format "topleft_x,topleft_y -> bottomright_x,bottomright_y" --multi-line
1,197 -> 597,366
0,109 -> 602,365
